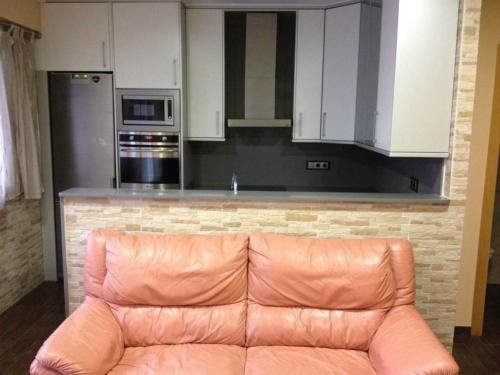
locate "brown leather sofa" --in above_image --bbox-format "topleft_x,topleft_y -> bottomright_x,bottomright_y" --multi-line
31,231 -> 459,375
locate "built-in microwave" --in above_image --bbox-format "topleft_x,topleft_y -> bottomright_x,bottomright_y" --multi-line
116,89 -> 180,132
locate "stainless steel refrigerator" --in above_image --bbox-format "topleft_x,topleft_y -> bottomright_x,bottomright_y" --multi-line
49,72 -> 115,279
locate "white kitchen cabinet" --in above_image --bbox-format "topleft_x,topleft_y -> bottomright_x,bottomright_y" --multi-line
186,9 -> 224,140
36,3 -> 112,71
354,3 -> 381,147
321,4 -> 361,143
113,2 -> 181,89
366,0 -> 459,157
293,10 -> 324,142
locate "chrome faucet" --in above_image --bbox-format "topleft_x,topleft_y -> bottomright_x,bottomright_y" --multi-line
231,172 -> 238,195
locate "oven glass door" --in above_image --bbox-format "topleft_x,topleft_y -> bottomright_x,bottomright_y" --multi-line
120,148 -> 179,186
122,96 -> 173,126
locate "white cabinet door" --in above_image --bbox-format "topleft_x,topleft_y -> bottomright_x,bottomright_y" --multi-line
374,0 -> 459,157
186,9 -> 224,140
36,3 -> 111,71
293,10 -> 324,142
321,4 -> 360,143
113,2 -> 181,89
354,3 -> 381,147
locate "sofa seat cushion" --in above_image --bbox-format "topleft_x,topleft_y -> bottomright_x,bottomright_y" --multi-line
245,346 -> 377,375
108,344 -> 246,375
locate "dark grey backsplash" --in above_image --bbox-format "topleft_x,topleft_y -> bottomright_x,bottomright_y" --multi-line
225,12 -> 246,120
187,11 -> 444,195
373,154 -> 444,194
186,127 -> 444,194
274,12 -> 296,120
225,11 -> 296,121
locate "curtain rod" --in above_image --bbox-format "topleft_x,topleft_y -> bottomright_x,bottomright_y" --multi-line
0,18 -> 42,39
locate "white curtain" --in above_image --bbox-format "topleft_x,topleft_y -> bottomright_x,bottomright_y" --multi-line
0,26 -> 42,208
11,27 -> 42,200
0,29 -> 21,208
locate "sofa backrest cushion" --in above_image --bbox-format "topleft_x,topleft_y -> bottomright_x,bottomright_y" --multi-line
102,233 -> 248,306
108,301 -> 247,347
83,231 -> 415,349
85,231 -> 249,346
384,239 -> 416,306
84,230 -> 122,299
246,233 -> 413,350
249,233 -> 397,309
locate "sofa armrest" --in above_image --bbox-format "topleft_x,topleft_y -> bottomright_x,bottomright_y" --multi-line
30,296 -> 124,375
369,305 -> 459,375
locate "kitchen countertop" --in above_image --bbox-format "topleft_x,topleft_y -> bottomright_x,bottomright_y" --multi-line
60,188 -> 450,205
188,185 -> 379,193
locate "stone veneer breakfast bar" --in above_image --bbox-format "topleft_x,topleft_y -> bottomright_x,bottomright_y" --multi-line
59,0 -> 480,351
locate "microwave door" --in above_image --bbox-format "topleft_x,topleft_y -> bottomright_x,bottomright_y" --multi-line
122,95 -> 167,125
116,89 -> 181,133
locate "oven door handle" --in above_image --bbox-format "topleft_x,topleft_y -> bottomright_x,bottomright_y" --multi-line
119,141 -> 178,146
120,147 -> 178,152
120,147 -> 179,158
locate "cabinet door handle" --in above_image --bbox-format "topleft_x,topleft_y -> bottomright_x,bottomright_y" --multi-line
298,112 -> 303,137
173,59 -> 178,86
321,112 -> 327,138
216,111 -> 220,136
372,109 -> 378,146
101,41 -> 106,68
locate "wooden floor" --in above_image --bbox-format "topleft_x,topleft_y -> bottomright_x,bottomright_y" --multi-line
0,282 -> 65,375
0,282 -> 498,375
453,284 -> 500,375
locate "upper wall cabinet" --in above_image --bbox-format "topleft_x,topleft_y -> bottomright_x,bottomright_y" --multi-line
354,2 -> 382,147
368,0 -> 459,157
36,3 -> 112,71
186,9 -> 224,140
293,10 -> 324,142
113,2 -> 181,89
321,4 -> 361,143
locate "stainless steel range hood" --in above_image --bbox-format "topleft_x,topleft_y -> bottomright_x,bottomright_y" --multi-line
228,13 -> 292,128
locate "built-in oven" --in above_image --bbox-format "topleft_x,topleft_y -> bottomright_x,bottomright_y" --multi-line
118,131 -> 180,189
116,89 -> 180,132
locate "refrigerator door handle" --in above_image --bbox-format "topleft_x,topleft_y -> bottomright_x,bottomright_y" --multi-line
102,41 -> 107,68
173,59 -> 178,86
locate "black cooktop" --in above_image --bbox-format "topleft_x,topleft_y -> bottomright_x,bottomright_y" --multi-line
192,185 -> 377,193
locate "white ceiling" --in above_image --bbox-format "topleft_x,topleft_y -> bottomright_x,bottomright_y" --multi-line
44,0 -> 355,9
184,0 -> 352,8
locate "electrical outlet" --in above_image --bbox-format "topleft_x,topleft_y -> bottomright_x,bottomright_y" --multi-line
306,161 -> 330,170
410,176 -> 419,192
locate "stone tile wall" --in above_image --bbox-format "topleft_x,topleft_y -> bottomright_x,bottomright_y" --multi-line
62,0 -> 482,351
64,198 -> 459,349
0,197 -> 44,314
